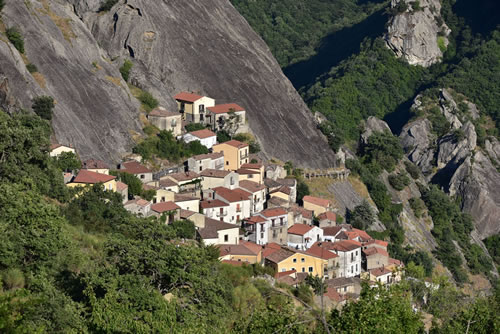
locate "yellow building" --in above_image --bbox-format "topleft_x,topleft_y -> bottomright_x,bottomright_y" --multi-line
269,186 -> 291,203
218,241 -> 262,264
174,92 -> 215,124
213,140 -> 249,171
303,195 -> 332,216
81,159 -> 110,175
265,247 -> 328,277
240,163 -> 264,184
67,170 -> 117,192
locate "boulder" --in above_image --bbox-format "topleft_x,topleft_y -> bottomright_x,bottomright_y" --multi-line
400,117 -> 435,174
436,121 -> 476,169
360,116 -> 391,145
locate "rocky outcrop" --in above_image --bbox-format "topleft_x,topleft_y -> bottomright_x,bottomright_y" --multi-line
1,0 -> 336,167
436,121 -> 476,168
385,0 -> 449,67
360,116 -> 392,144
400,117 -> 435,174
70,0 -> 337,167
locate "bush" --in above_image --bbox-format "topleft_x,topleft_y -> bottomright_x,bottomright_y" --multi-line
32,96 -> 55,121
409,197 -> 426,218
404,161 -> 420,179
185,123 -> 207,132
6,27 -> 25,54
139,91 -> 159,112
362,131 -> 404,173
388,172 -> 411,191
216,130 -> 231,143
26,63 -> 38,73
99,0 -> 119,12
119,59 -> 133,82
347,200 -> 375,230
53,152 -> 81,172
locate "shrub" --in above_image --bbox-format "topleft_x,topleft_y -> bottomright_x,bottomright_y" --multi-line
409,197 -> 426,218
26,63 -> 38,73
3,268 -> 25,290
99,0 -> 119,12
216,130 -> 231,143
32,96 -> 55,121
119,59 -> 133,82
389,172 -> 411,191
139,91 -> 159,112
6,27 -> 25,54
185,123 -> 207,132
404,161 -> 420,179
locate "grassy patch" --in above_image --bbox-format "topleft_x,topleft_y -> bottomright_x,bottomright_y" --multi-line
32,72 -> 46,88
105,75 -> 122,87
38,0 -> 76,43
437,36 -> 447,53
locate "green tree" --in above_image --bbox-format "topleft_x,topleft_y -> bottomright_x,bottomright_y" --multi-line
53,151 -> 80,172
388,172 -> 411,191
6,27 -> 24,53
185,123 -> 207,132
296,179 -> 310,204
362,131 -> 404,173
216,130 -> 231,143
32,96 -> 55,121
119,59 -> 133,82
112,171 -> 144,200
139,91 -> 159,113
169,220 -> 196,239
347,200 -> 375,230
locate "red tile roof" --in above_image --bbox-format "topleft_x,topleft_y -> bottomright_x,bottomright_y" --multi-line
303,195 -> 331,208
239,180 -> 266,192
288,224 -> 313,236
265,248 -> 295,264
151,201 -> 180,213
364,239 -> 389,248
389,258 -> 403,266
240,241 -> 262,255
232,188 -> 252,199
174,194 -> 198,202
81,159 -> 109,170
190,152 -> 224,161
168,171 -> 200,182
120,161 -> 152,174
218,140 -> 248,149
370,267 -> 393,277
290,206 -> 313,219
198,218 -> 238,239
329,240 -> 362,252
200,169 -> 231,178
149,107 -> 179,117
317,211 -> 337,222
236,168 -> 260,175
207,103 -> 244,114
306,245 -> 338,260
189,129 -> 216,139
180,209 -> 198,219
240,163 -> 263,169
214,187 -> 251,203
363,247 -> 389,258
324,287 -> 343,303
322,225 -> 349,237
244,215 -> 267,224
275,269 -> 296,279
270,185 -> 291,195
260,207 -> 287,218
351,228 -> 372,242
200,199 -> 229,209
159,178 -> 178,188
116,181 -> 128,191
72,170 -> 116,184
262,243 -> 282,258
174,92 -> 203,102
219,244 -> 256,257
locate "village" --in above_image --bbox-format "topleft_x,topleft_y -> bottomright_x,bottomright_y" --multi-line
50,91 -> 404,309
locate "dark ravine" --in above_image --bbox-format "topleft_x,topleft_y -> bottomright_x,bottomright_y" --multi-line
1,0 -> 337,168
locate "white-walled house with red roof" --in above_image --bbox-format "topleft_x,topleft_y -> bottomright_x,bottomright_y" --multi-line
174,92 -> 215,124
213,187 -> 252,224
182,129 -> 217,149
206,103 -> 246,131
255,207 -> 289,245
287,224 -> 324,250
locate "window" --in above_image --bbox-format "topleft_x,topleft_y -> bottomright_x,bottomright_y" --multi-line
351,253 -> 354,261
281,269 -> 286,272
140,174 -> 145,179
280,218 -> 284,225
108,184 -> 112,190
230,177 -> 234,185
355,264 -> 358,272
344,287 -> 347,292
291,267 -> 295,271
161,197 -> 165,202
302,267 -> 305,273
308,267 -> 313,273
260,233 -> 264,239
301,258 -> 305,263
199,104 -> 205,112
226,161 -> 229,165
356,250 -> 358,256
350,266 -> 353,273
293,258 -> 297,263
224,235 -> 228,242
199,166 -> 202,171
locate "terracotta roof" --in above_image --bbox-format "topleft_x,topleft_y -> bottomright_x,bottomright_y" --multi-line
142,184 -> 159,191
260,207 -> 287,218
214,187 -> 251,203
174,194 -> 198,202
270,185 -> 291,195
370,267 -> 392,277
188,129 -> 216,139
180,209 -> 198,219
151,201 -> 180,213
267,196 -> 289,207
240,163 -> 263,169
306,245 -> 338,260
159,178 -> 178,188
276,178 -> 296,187
207,103 -> 244,114
264,178 -> 282,189
389,258 -> 403,266
199,169 -> 231,178
262,243 -> 282,258
329,240 -> 362,252
326,277 -> 360,288
351,228 -> 373,241
219,244 -> 256,257
125,198 -> 150,207
174,92 -> 203,102
265,248 -> 295,264
236,168 -> 259,175
317,211 -> 337,222
232,188 -> 252,199
324,287 -> 343,303
275,269 -> 296,279
363,247 -> 389,258
240,240 -> 262,255
116,181 -> 128,191
120,161 -> 152,174
303,195 -> 331,208
244,215 -> 267,224
200,199 -> 229,209
322,225 -> 347,237
72,170 -> 116,184
198,218 -> 238,239
288,224 -> 313,236
168,171 -> 199,182
364,239 -> 389,248
238,180 -> 266,192
217,140 -> 248,149
190,152 -> 224,161
81,159 -> 109,170
50,143 -> 62,150
290,206 -> 313,219
149,107 -> 179,117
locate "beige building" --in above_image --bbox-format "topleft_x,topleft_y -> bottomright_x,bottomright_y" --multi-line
270,186 -> 292,204
67,170 -> 117,192
187,152 -> 224,173
218,241 -> 262,264
206,103 -> 246,132
317,211 -> 337,228
180,209 -> 206,229
200,169 -> 239,190
213,140 -> 249,171
363,247 -> 390,271
50,144 -> 76,157
238,180 -> 266,214
303,195 -> 333,216
258,207 -> 289,245
118,161 -> 153,184
174,194 -> 200,212
124,198 -> 151,217
174,92 -> 215,124
163,171 -> 201,196
240,163 -> 264,184
81,159 -> 110,175
148,107 -> 182,136
306,245 -> 340,279
143,184 -> 175,204
197,218 -> 240,245
150,201 -> 181,224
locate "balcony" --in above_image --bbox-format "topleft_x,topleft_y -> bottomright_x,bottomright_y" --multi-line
216,211 -> 228,217
214,163 -> 224,170
236,207 -> 242,213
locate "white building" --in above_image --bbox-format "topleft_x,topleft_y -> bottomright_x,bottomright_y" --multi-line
187,152 -> 225,173
200,199 -> 230,222
287,224 -> 323,250
327,240 -> 362,278
238,180 -> 266,214
206,103 -> 246,132
200,169 -> 239,190
213,186 -> 251,224
197,218 -> 240,245
182,129 -> 217,149
50,144 -> 75,157
257,207 -> 289,245
244,215 -> 269,245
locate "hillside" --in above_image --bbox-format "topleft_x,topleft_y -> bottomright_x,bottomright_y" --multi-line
0,0 -> 336,167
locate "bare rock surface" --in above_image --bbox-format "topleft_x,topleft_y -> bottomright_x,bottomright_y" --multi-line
385,0 -> 449,67
400,117 -> 435,174
360,116 -> 392,145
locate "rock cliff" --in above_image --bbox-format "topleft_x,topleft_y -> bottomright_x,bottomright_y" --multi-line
385,0 -> 449,67
1,0 -> 336,167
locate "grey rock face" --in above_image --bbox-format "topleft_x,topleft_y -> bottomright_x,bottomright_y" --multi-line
439,89 -> 462,129
75,0 -> 337,168
485,137 -> 500,163
400,117 -> 435,174
1,1 -> 143,162
385,0 -> 449,67
436,121 -> 476,168
449,151 -> 500,239
360,116 -> 391,145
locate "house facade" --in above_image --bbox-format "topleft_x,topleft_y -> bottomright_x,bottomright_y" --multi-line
197,218 -> 240,245
265,248 -> 327,277
287,224 -> 324,250
213,187 -> 251,224
67,170 -> 117,192
213,140 -> 249,171
148,107 -> 182,136
206,103 -> 246,132
50,144 -> 75,157
243,215 -> 269,245
81,159 -> 110,175
187,152 -> 224,173
200,169 -> 239,190
257,208 -> 288,245
201,199 -> 230,222
182,129 -> 217,149
303,195 -> 332,216
124,198 -> 151,216
118,161 -> 153,183
238,180 -> 266,214
174,92 -> 215,124
150,201 -> 181,224
313,240 -> 362,278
